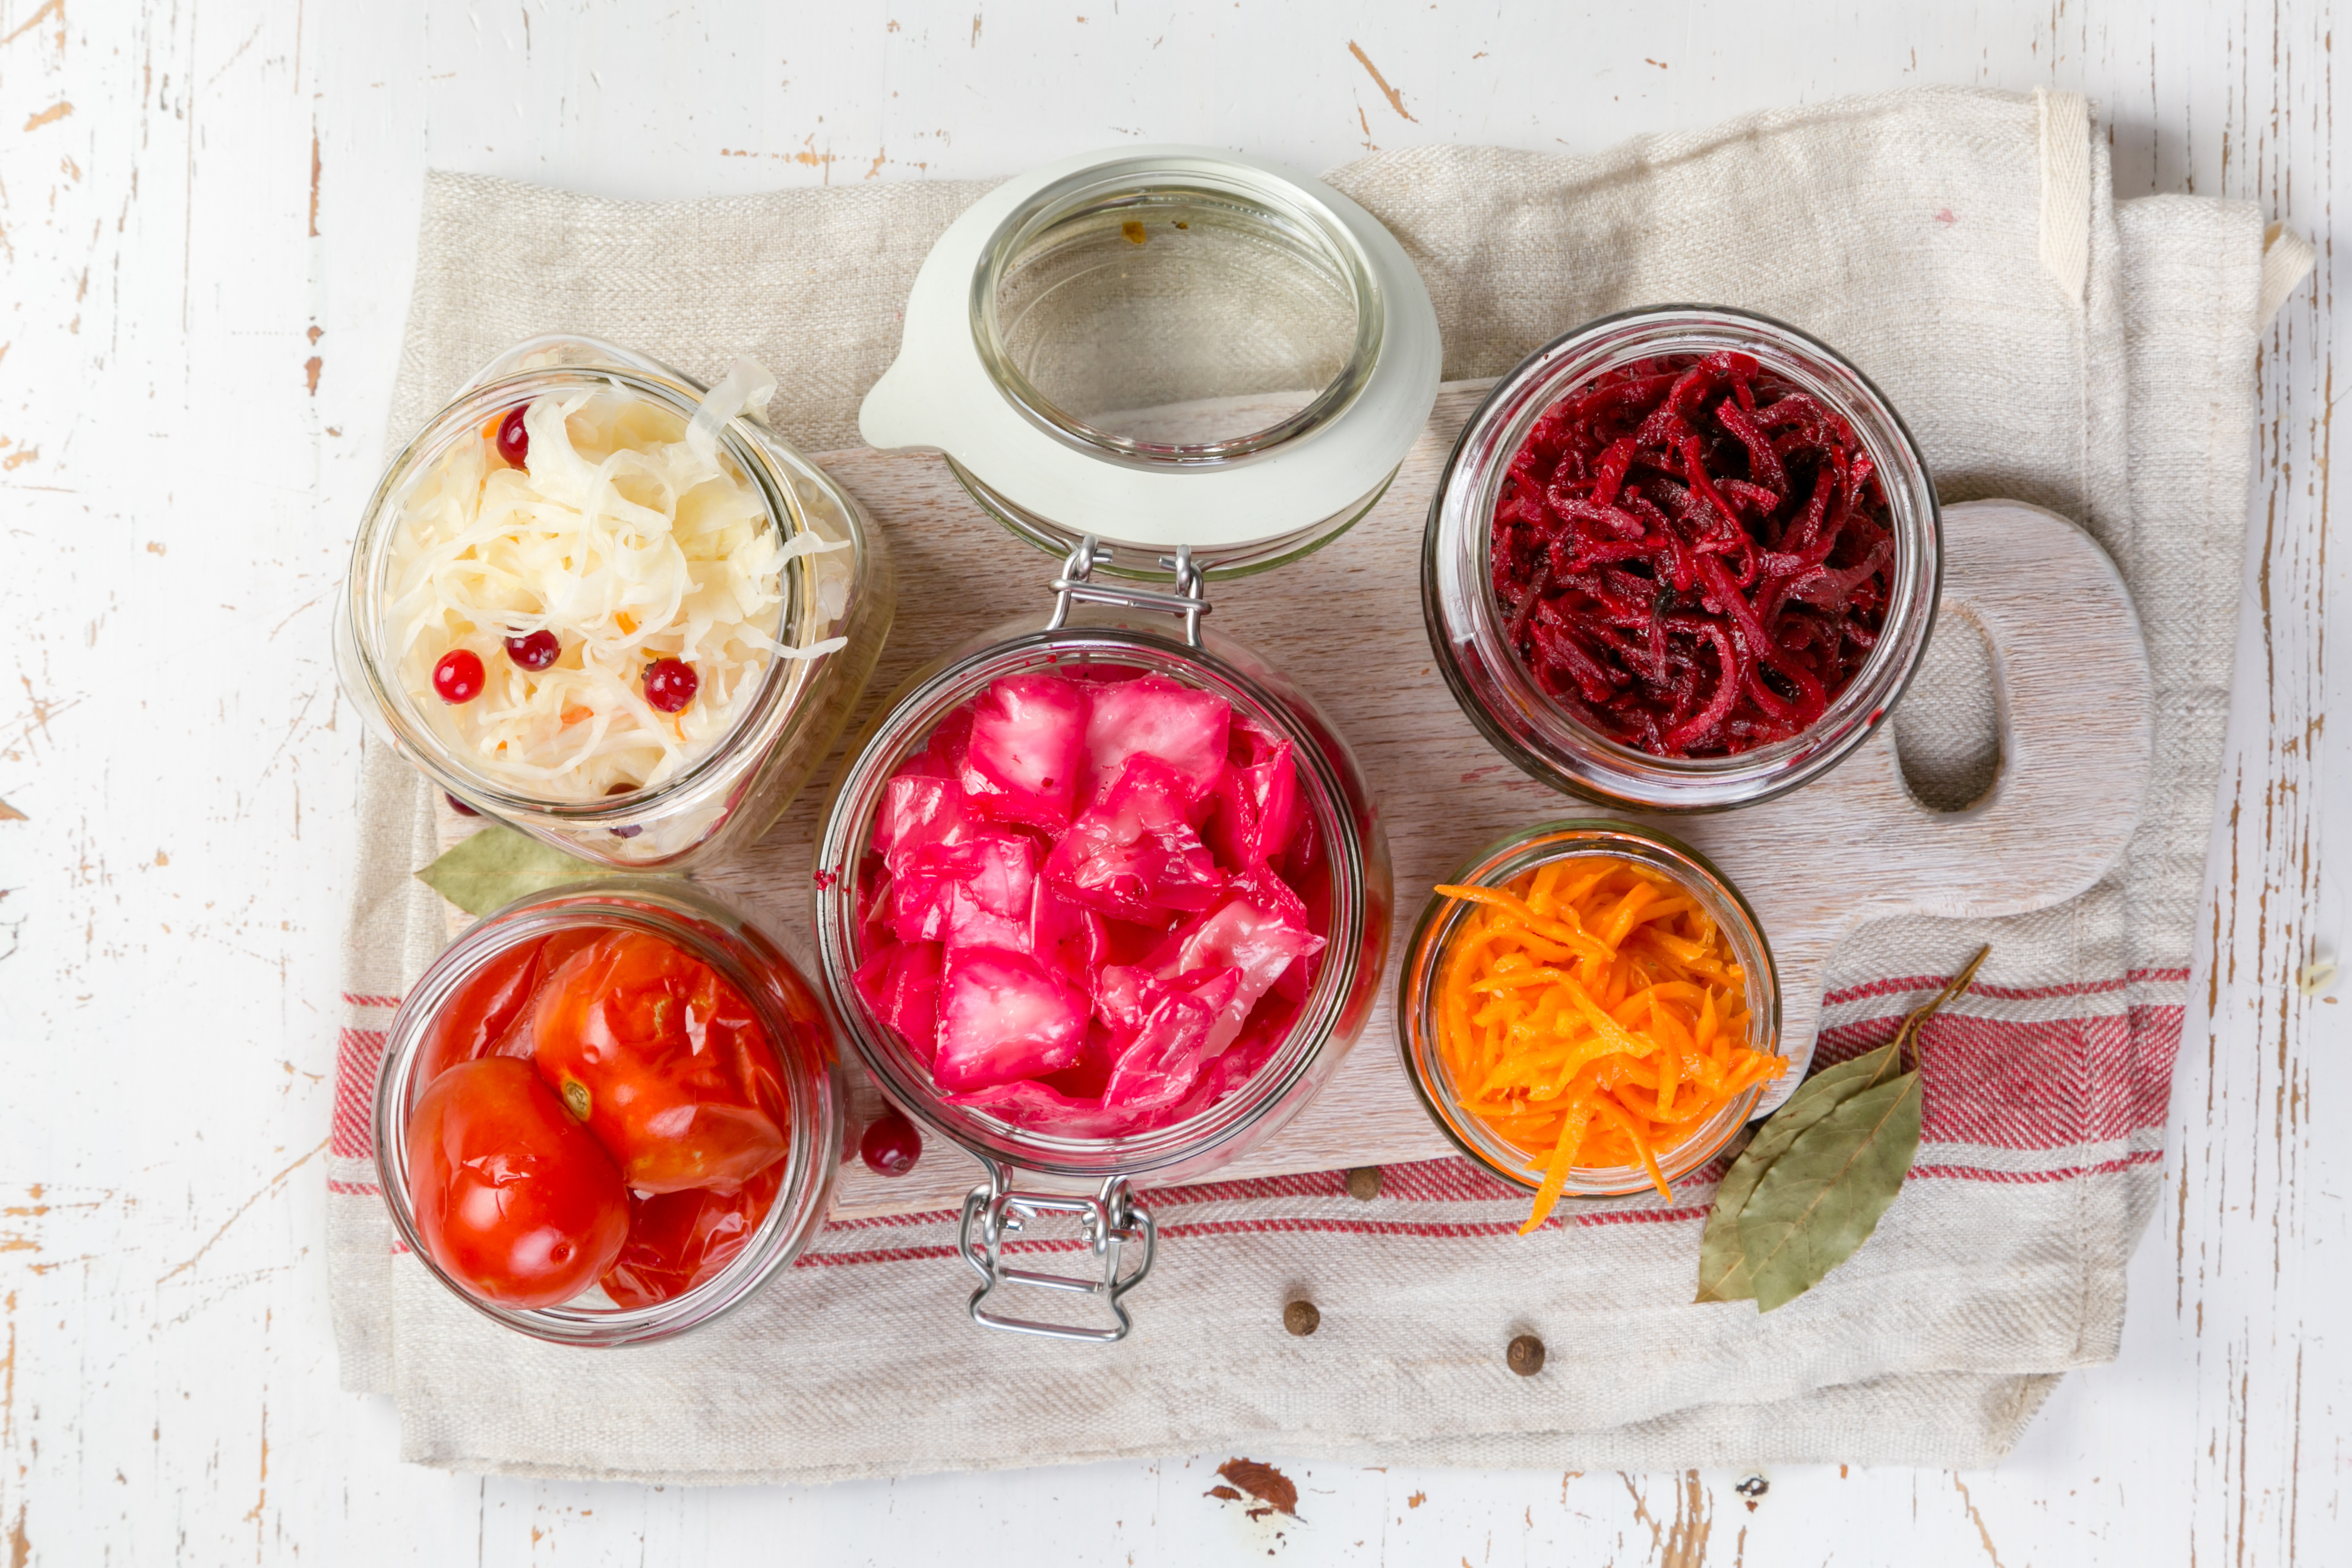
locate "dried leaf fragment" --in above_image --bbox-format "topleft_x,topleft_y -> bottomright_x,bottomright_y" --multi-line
415,824 -> 609,916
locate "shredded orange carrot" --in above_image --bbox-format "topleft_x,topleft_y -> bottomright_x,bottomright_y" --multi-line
1431,856 -> 1785,1229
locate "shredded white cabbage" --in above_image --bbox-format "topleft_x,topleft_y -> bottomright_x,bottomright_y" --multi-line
385,384 -> 844,802
685,355 -> 779,467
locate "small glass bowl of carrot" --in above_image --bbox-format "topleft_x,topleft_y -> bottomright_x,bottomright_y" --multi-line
1398,821 -> 1785,1229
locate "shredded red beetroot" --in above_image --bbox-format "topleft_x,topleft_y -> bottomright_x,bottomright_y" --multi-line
1490,351 -> 1895,757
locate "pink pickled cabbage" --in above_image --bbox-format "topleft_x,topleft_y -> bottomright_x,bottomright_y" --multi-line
1080,675 -> 1231,806
384,382 -> 847,801
962,673 -> 1089,830
859,666 -> 1327,1137
933,945 -> 1090,1092
1041,754 -> 1228,925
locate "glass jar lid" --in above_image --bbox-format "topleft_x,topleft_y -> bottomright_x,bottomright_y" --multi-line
861,147 -> 1441,576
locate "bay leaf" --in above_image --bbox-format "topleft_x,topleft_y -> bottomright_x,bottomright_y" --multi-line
1736,1071 -> 1925,1313
1692,1041 -> 1907,1303
1691,945 -> 1990,1305
415,824 -> 608,916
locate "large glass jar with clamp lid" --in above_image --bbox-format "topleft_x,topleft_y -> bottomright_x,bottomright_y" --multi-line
813,146 -> 1439,1341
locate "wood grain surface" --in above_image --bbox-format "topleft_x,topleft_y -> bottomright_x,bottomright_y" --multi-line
2,4 -> 2338,1565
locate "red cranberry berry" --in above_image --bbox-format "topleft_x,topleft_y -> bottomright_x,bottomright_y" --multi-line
504,629 -> 560,671
495,406 -> 530,469
432,649 -> 486,704
442,792 -> 479,817
859,1106 -> 923,1178
643,659 -> 698,713
605,780 -> 642,838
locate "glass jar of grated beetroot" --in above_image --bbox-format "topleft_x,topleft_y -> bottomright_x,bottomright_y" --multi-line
1424,306 -> 1941,812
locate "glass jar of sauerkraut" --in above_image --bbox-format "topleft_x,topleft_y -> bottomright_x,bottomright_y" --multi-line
335,337 -> 892,869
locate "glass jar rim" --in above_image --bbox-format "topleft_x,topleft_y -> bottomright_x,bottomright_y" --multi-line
1425,304 -> 1943,811
372,881 -> 843,1346
341,364 -> 826,824
943,454 -> 1401,582
1396,819 -> 1784,1199
968,156 -> 1386,469
813,617 -> 1372,1180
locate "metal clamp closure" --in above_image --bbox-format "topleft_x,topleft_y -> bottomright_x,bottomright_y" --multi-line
958,1165 -> 1157,1343
1045,535 -> 1210,648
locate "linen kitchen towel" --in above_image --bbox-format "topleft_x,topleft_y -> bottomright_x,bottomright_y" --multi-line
325,86 -> 2303,1480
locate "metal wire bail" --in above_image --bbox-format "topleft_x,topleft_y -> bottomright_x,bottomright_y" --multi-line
1045,535 -> 1210,647
957,1162 -> 1158,1343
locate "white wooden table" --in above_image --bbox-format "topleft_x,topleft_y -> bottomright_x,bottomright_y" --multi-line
1,3 -> 2338,1561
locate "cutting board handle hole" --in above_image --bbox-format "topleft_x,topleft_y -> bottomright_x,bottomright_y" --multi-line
1892,609 -> 2003,813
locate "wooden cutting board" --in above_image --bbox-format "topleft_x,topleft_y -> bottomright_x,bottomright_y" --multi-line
434,380 -> 2154,1221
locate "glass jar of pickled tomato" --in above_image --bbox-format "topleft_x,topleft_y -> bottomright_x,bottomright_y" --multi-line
1397,821 -> 1781,1203
372,878 -> 845,1346
810,542 -> 1392,1342
334,334 -> 892,870
1424,306 -> 1941,812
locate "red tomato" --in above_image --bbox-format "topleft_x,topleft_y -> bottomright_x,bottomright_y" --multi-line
531,930 -> 790,1194
418,928 -> 602,1084
600,1161 -> 784,1308
405,1057 -> 630,1308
